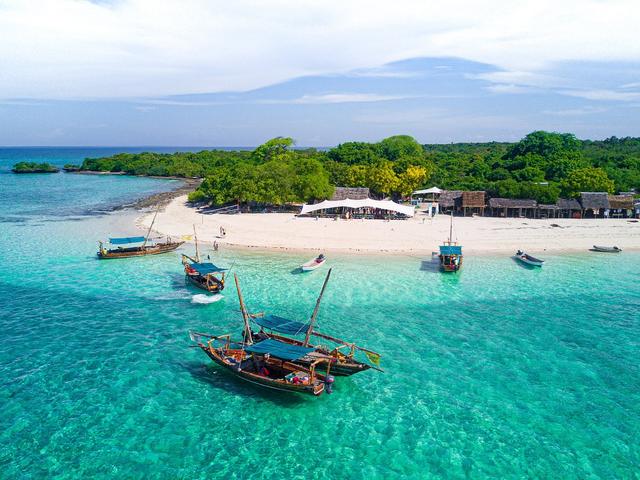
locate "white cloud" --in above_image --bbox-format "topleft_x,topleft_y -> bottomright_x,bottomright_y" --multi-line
542,106 -> 607,116
0,0 -> 639,99
283,93 -> 416,104
485,84 -> 533,94
561,89 -> 640,101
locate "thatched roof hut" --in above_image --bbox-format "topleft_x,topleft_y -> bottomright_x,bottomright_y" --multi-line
537,204 -> 559,211
579,192 -> 610,210
461,191 -> 486,208
439,190 -> 463,208
331,187 -> 369,201
608,194 -> 634,210
556,198 -> 582,210
489,198 -> 537,208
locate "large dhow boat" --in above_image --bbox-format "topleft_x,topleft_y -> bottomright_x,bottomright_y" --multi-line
181,226 -> 226,293
439,213 -> 463,272
189,279 -> 336,396
239,269 -> 383,376
97,208 -> 183,259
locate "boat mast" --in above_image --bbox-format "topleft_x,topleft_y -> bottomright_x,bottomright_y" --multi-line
449,212 -> 453,245
234,273 -> 253,344
304,268 -> 332,346
193,224 -> 200,262
142,206 -> 159,248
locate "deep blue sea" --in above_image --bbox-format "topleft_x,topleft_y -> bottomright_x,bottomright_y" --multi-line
0,148 -> 639,479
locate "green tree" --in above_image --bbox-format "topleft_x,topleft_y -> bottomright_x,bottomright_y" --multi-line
562,167 -> 615,197
397,165 -> 428,196
252,137 -> 294,162
378,135 -> 424,161
366,161 -> 399,197
507,131 -> 581,159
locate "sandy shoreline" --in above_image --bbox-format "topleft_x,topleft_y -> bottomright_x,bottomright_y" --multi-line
138,195 -> 640,255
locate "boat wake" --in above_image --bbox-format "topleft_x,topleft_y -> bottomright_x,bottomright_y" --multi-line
191,294 -> 224,305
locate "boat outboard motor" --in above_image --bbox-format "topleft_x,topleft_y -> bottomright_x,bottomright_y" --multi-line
324,375 -> 335,394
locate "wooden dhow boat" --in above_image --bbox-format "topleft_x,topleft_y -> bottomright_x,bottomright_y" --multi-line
439,213 -> 462,272
236,270 -> 382,376
97,208 -> 182,259
190,332 -> 334,396
181,226 -> 226,293
590,245 -> 622,253
514,250 -> 545,267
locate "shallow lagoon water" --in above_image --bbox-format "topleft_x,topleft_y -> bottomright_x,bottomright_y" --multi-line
0,150 -> 639,479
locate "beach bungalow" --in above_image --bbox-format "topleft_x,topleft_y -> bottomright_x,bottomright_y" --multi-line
489,198 -> 537,218
635,199 -> 640,218
438,190 -> 463,215
331,187 -> 370,201
461,191 -> 486,216
579,192 -> 610,218
411,186 -> 441,216
607,194 -> 634,218
536,203 -> 559,219
556,198 -> 582,219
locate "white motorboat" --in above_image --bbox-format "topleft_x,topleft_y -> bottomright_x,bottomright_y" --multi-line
301,254 -> 326,271
591,245 -> 622,253
514,250 -> 544,267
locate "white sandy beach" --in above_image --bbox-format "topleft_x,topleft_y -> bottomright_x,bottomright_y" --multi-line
139,195 -> 640,255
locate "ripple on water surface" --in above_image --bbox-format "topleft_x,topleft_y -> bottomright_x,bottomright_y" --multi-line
0,162 -> 639,478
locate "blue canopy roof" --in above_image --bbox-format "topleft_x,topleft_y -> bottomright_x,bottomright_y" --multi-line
109,236 -> 146,245
439,245 -> 462,255
254,315 -> 309,335
245,338 -> 314,361
191,262 -> 227,275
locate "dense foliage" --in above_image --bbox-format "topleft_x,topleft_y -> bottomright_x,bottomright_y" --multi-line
12,162 -> 59,173
79,131 -> 640,206
425,132 -> 638,202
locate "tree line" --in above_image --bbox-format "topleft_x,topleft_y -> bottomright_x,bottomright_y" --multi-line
78,131 -> 640,206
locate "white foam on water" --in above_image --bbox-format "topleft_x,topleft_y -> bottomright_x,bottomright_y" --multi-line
191,294 -> 224,304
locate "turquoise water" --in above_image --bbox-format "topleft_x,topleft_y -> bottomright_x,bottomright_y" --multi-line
1,150 -> 639,479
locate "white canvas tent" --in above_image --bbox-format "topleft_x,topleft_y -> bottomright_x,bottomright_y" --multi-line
300,198 -> 414,217
412,186 -> 442,195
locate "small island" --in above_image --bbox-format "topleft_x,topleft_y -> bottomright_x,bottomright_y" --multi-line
12,162 -> 60,174
63,164 -> 81,172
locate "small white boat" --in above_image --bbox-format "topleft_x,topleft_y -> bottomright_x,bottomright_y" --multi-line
301,254 -> 326,271
591,245 -> 622,253
514,250 -> 544,267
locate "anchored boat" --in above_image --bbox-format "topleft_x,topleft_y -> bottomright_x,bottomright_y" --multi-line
515,250 -> 545,267
301,253 -> 326,271
181,226 -> 226,293
237,270 -> 382,376
591,245 -> 622,253
97,208 -> 182,259
439,213 -> 463,272
190,332 -> 334,396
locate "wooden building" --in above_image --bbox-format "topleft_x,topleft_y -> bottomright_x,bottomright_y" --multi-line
536,204 -> 559,219
556,198 -> 582,218
460,191 -> 486,216
489,198 -> 537,218
579,192 -> 610,218
331,187 -> 370,201
608,194 -> 634,218
438,190 -> 463,215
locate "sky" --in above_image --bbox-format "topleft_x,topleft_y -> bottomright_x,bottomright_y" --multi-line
0,0 -> 639,146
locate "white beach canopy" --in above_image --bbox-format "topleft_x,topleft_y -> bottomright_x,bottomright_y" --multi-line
412,186 -> 442,195
300,198 -> 415,217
